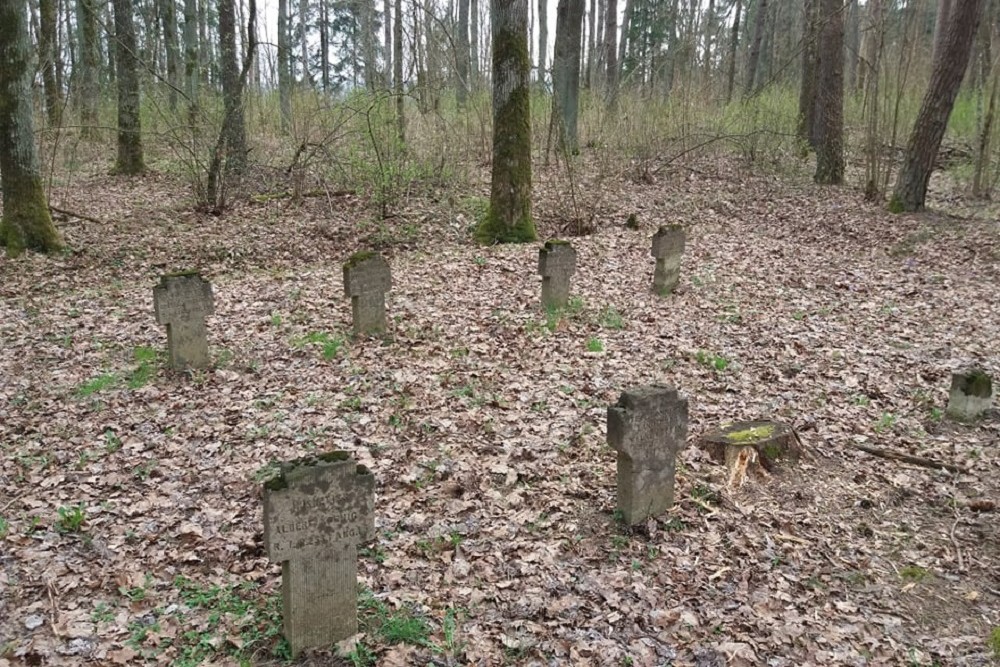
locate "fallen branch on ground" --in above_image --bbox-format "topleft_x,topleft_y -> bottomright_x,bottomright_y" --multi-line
852,443 -> 970,475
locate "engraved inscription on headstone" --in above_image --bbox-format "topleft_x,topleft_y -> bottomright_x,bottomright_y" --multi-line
152,272 -> 214,370
537,240 -> 577,310
263,452 -> 375,657
650,225 -> 686,295
946,368 -> 993,422
343,252 -> 391,335
607,385 -> 689,525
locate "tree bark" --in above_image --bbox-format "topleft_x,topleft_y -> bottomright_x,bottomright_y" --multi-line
394,0 -> 404,141
932,0 -> 953,65
725,0 -> 742,103
744,0 -> 768,95
0,0 -> 63,255
383,0 -> 392,86
218,0 -> 247,173
457,0 -> 470,105
278,0 -> 291,129
814,0 -> 844,184
844,0 -> 859,92
890,0 -> 985,212
537,0 -> 548,82
76,0 -> 100,135
798,0 -> 819,147
113,0 -> 145,174
183,0 -> 199,119
477,0 -> 536,244
299,0 -> 309,84
552,0 -> 584,154
471,0 -> 480,86
703,0 -> 715,86
603,0 -> 618,105
160,0 -> 180,111
39,0 -> 62,126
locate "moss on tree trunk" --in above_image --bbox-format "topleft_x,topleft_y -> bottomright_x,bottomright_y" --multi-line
476,0 -> 536,244
0,0 -> 63,256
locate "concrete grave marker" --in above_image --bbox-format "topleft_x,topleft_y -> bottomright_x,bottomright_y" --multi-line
946,369 -> 993,421
263,452 -> 375,657
651,225 -> 685,295
152,272 -> 214,370
538,240 -> 577,309
607,385 -> 689,525
343,252 -> 391,335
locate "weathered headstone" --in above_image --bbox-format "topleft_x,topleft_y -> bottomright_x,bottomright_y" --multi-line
607,385 -> 689,525
538,240 -> 577,309
152,272 -> 214,370
343,251 -> 391,335
650,225 -> 685,295
263,452 -> 376,657
946,369 -> 993,421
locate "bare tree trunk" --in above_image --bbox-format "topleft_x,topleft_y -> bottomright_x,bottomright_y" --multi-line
973,62 -> 998,197
299,0 -> 309,84
744,0 -> 768,95
931,0 -> 953,65
113,0 -> 145,174
319,0 -> 329,90
183,0 -> 199,119
471,0 -> 480,86
703,0 -> 715,87
457,0 -> 470,105
0,0 -> 63,255
76,0 -> 100,136
725,0 -> 742,103
862,0 -> 884,200
394,0 -> 404,141
616,0 -> 631,81
360,0 -> 377,89
798,0 -> 819,147
603,0 -> 618,105
383,0 -> 391,86
278,0 -> 291,127
552,0 -> 584,153
159,0 -> 180,111
218,0 -> 247,173
586,0 -> 596,87
844,0 -> 859,92
538,0 -> 548,81
891,0 -> 985,211
39,0 -> 62,126
477,0 -> 535,244
814,0 -> 844,184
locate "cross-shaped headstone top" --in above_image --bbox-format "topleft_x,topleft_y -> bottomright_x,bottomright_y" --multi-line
152,272 -> 214,370
343,252 -> 391,299
607,385 -> 689,524
650,224 -> 685,259
263,452 -> 376,563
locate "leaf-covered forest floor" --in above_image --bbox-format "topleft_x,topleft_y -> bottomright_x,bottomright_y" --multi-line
1,152 -> 999,667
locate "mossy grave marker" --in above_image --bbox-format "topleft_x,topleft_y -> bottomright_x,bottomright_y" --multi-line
607,385 -> 689,525
946,369 -> 993,422
343,252 -> 391,335
263,452 -> 375,657
538,240 -> 577,310
152,272 -> 214,370
651,225 -> 685,295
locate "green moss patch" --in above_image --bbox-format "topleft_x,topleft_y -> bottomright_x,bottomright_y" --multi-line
725,424 -> 775,443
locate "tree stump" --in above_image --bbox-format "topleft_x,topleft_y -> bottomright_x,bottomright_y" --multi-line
701,421 -> 800,487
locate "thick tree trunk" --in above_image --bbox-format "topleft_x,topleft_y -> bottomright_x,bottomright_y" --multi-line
113,0 -> 145,174
160,0 -> 180,111
603,0 -> 618,105
471,0 -> 480,86
744,0 -> 768,95
39,0 -> 62,126
552,0 -> 584,154
218,0 -> 247,173
725,0 -> 742,103
383,0 -> 392,86
278,0 -> 291,128
798,0 -> 819,147
890,0 -> 985,212
814,0 -> 844,184
932,0 -> 953,65
477,0 -> 535,244
457,0 -> 470,105
76,0 -> 100,135
0,0 -> 63,255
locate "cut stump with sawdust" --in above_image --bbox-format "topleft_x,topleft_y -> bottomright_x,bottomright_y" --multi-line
702,421 -> 801,487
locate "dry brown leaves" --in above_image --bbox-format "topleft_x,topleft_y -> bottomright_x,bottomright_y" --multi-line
1,156 -> 998,667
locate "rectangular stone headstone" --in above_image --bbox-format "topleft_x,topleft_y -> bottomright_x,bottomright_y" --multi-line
607,385 -> 689,525
537,240 -> 577,309
946,369 -> 993,421
152,272 -> 214,370
343,252 -> 391,335
650,225 -> 685,295
263,452 -> 375,657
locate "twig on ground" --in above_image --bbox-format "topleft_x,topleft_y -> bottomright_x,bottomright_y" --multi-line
49,205 -> 106,225
852,443 -> 971,475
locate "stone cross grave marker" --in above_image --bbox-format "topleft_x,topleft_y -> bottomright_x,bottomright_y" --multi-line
343,252 -> 391,335
538,240 -> 577,309
607,385 -> 689,525
263,452 -> 375,657
152,272 -> 214,370
946,368 -> 993,421
651,225 -> 686,295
